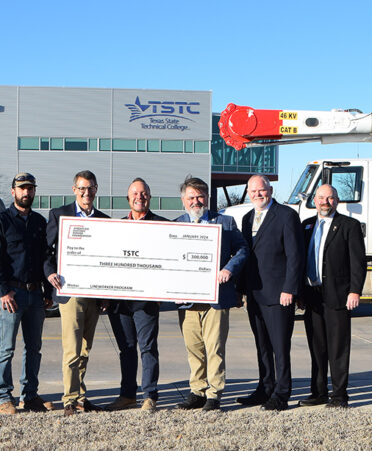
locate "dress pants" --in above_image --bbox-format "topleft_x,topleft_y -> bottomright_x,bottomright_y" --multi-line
108,306 -> 159,401
248,298 -> 295,401
59,297 -> 99,406
178,305 -> 229,400
304,286 -> 351,401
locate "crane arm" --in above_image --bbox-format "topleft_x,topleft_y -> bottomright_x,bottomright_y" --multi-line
218,103 -> 372,150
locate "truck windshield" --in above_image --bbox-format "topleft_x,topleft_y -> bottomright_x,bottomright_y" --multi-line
287,165 -> 318,204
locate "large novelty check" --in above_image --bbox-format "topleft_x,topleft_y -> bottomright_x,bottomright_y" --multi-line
57,217 -> 221,303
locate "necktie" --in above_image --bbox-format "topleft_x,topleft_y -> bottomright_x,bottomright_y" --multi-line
252,211 -> 263,237
307,219 -> 325,283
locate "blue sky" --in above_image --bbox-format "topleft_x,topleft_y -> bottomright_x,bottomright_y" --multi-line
2,0 -> 372,201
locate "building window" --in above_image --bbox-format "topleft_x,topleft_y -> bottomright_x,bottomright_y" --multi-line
40,138 -> 49,150
33,196 -> 40,209
160,197 -> 183,210
184,140 -> 193,153
150,197 -> 160,209
64,196 -> 76,205
18,137 -> 39,150
99,196 -> 111,209
112,197 -> 130,209
51,138 -> 63,150
138,139 -> 146,152
65,138 -> 87,151
112,139 -> 136,152
50,196 -> 64,208
147,140 -> 160,152
88,139 -> 97,151
161,140 -> 183,153
99,139 -> 111,151
194,141 -> 209,154
40,196 -> 49,209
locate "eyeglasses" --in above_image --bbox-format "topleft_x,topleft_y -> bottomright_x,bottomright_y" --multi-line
74,185 -> 97,194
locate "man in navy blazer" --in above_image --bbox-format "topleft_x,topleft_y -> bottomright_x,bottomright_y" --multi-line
237,175 -> 305,411
298,184 -> 366,408
44,170 -> 109,416
175,177 -> 248,411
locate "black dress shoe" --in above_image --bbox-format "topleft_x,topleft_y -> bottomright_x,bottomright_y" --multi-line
202,399 -> 220,411
261,398 -> 288,411
236,391 -> 269,406
298,395 -> 328,407
177,393 -> 206,410
76,399 -> 103,412
325,398 -> 348,409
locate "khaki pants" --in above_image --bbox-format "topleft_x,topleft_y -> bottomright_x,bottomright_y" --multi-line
59,297 -> 99,406
178,306 -> 229,400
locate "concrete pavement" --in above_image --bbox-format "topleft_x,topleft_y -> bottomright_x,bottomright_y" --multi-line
10,307 -> 372,411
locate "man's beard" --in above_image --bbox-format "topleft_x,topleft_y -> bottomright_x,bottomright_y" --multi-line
15,194 -> 33,209
187,206 -> 206,221
319,206 -> 333,217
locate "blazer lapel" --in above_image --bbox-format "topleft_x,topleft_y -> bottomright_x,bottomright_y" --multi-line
252,203 -> 276,249
324,212 -> 341,251
304,217 -> 317,249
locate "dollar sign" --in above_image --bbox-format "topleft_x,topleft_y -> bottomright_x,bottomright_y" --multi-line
183,254 -> 186,260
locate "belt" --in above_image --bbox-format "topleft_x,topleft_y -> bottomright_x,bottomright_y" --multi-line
9,280 -> 41,292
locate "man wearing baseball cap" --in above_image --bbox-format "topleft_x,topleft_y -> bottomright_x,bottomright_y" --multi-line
0,173 -> 54,414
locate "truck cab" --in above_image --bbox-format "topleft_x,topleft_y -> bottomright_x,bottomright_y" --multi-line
286,159 -> 370,257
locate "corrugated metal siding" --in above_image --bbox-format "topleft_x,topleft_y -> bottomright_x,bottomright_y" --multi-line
19,87 -> 112,137
112,153 -> 210,196
19,152 -> 111,194
0,86 -> 19,205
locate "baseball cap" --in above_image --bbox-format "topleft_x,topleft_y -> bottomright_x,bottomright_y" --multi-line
12,172 -> 37,188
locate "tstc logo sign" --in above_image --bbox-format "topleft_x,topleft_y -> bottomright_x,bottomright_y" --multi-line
125,96 -> 200,122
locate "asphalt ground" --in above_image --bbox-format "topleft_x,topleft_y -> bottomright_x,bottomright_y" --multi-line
9,305 -> 372,411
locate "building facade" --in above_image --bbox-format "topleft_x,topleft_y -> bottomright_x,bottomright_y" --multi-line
0,86 -> 277,217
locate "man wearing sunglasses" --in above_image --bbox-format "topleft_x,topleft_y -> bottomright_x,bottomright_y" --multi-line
0,173 -> 54,414
44,170 -> 109,416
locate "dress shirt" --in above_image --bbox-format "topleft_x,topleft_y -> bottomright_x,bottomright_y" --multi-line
0,204 -> 51,297
307,213 -> 335,286
75,201 -> 95,217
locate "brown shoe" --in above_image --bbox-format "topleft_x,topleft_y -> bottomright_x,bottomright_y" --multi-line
76,399 -> 102,412
23,396 -> 47,412
64,404 -> 77,416
105,396 -> 137,411
19,395 -> 55,411
141,398 -> 156,412
0,401 -> 17,415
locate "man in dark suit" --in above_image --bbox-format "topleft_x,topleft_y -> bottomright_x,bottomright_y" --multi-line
175,177 -> 248,411
237,174 -> 305,411
298,184 -> 366,409
104,178 -> 168,413
44,170 -> 109,416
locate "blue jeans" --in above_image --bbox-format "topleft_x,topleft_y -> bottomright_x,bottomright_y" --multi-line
0,288 -> 45,404
108,308 -> 159,400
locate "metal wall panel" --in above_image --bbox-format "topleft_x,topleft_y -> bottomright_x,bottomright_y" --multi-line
19,87 -> 112,137
112,153 -> 210,196
0,86 -> 19,206
19,152 -> 111,194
